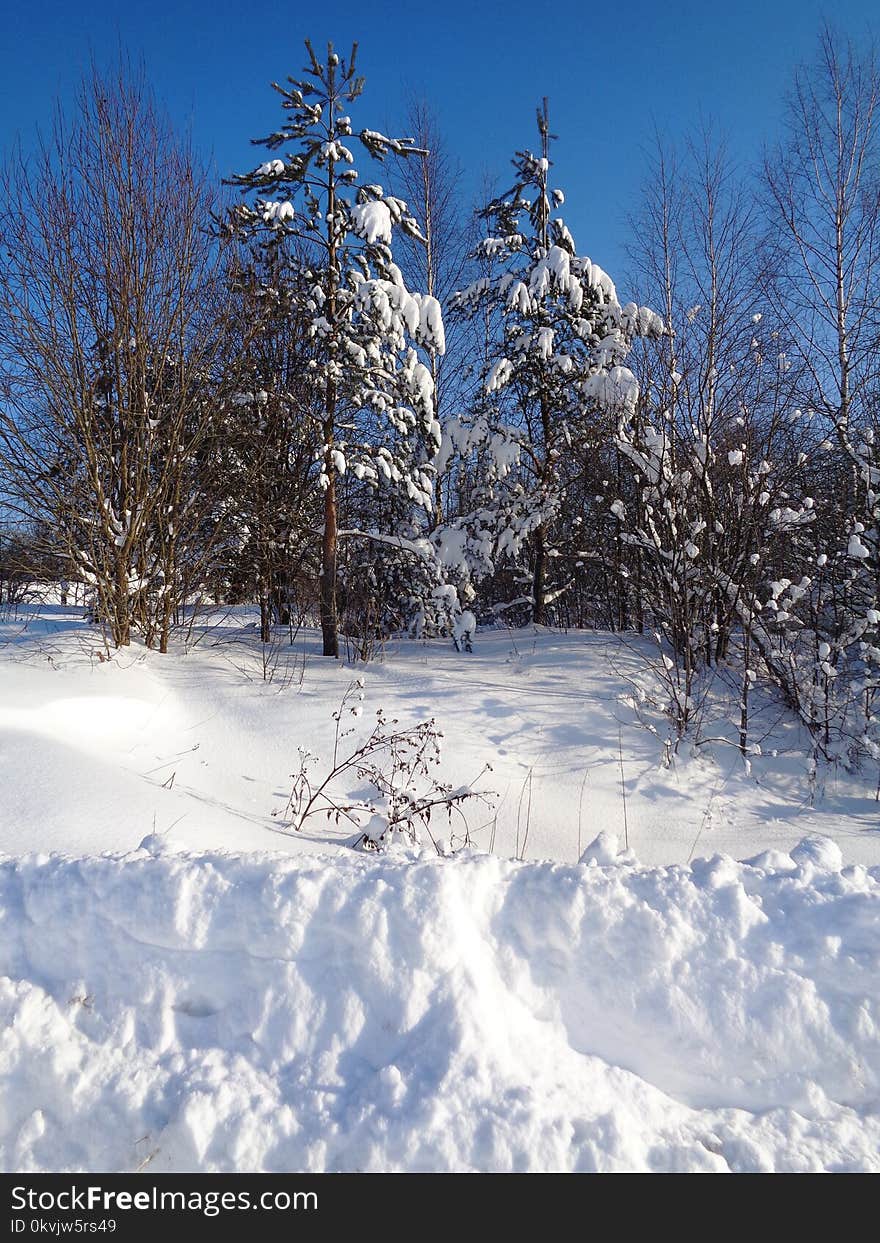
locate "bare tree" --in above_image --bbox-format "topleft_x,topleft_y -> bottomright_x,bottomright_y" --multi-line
760,26 -> 880,758
619,130 -> 809,745
0,64 -> 235,649
764,25 -> 880,453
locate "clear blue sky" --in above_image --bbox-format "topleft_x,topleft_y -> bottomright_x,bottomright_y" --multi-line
0,0 -> 876,285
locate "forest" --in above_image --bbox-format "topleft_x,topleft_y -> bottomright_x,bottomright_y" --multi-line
1,26 -> 880,765
3,16 -> 880,1178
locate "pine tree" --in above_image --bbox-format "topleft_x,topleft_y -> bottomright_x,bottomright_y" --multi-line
231,40 -> 445,656
450,103 -> 661,625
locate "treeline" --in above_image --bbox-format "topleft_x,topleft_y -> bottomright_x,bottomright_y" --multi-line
1,30 -> 879,761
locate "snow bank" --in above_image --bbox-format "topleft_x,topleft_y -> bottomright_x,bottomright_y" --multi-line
2,841 -> 879,1172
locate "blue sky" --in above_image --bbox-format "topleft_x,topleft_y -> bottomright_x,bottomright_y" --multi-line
0,0 -> 876,287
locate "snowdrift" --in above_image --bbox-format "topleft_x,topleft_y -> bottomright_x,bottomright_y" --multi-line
1,839 -> 879,1172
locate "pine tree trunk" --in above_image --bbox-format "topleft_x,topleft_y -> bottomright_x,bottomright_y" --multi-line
532,532 -> 547,626
320,465 -> 339,657
321,133 -> 340,660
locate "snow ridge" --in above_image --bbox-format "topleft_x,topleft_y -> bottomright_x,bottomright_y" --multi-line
1,842 -> 878,1172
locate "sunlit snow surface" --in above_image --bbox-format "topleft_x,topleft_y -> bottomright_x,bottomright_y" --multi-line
2,844 -> 878,1172
1,605 -> 879,1171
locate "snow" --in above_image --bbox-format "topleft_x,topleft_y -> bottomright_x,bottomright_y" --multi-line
417,294 -> 446,355
581,258 -> 618,303
260,200 -> 294,225
452,609 -> 476,641
486,358 -> 514,393
3,605 -> 880,870
536,325 -> 554,358
3,606 -> 880,1172
2,840 -> 878,1172
351,199 -> 392,245
584,365 -> 640,414
848,533 -> 871,559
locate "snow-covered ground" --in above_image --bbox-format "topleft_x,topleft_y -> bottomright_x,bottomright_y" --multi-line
2,843 -> 879,1172
2,605 -> 879,1172
2,604 -> 880,867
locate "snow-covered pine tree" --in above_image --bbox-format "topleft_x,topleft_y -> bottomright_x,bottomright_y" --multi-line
449,102 -> 662,625
231,41 -> 445,656
385,101 -> 475,528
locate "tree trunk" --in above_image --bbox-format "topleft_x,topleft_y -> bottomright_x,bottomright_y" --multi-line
113,557 -> 131,648
320,465 -> 339,657
159,588 -> 173,654
532,531 -> 547,626
739,630 -> 751,756
270,577 -> 291,627
259,594 -> 271,645
321,128 -> 340,660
